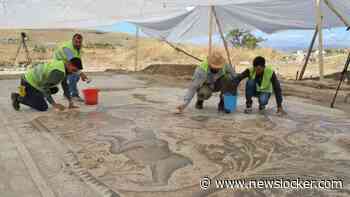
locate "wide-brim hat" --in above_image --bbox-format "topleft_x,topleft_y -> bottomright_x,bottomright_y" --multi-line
208,51 -> 226,69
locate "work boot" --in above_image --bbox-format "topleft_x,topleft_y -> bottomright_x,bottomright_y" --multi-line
244,107 -> 253,114
195,100 -> 204,110
259,105 -> 266,111
11,93 -> 20,111
259,105 -> 267,115
72,96 -> 85,103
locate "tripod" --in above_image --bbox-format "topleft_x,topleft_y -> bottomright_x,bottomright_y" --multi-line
330,50 -> 350,108
13,32 -> 31,66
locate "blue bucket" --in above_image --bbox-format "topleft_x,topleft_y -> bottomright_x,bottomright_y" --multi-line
223,93 -> 237,113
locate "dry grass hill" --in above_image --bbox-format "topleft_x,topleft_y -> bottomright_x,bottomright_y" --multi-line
0,29 -> 348,79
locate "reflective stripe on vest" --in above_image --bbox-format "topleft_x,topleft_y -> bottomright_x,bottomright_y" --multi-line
53,41 -> 81,62
249,66 -> 274,93
24,60 -> 66,92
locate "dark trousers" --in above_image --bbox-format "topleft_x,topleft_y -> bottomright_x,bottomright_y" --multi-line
197,77 -> 238,101
19,79 -> 58,111
245,79 -> 271,108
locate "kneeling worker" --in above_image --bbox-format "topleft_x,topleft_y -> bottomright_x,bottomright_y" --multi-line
53,33 -> 89,102
177,52 -> 237,113
11,58 -> 83,112
236,56 -> 285,115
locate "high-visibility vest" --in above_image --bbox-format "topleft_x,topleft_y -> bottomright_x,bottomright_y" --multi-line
24,60 -> 66,92
249,66 -> 274,93
197,59 -> 230,79
53,41 -> 81,62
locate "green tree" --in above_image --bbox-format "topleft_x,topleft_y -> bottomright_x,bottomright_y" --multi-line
226,29 -> 265,49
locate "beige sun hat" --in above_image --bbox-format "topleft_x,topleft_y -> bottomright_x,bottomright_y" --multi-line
208,51 -> 226,69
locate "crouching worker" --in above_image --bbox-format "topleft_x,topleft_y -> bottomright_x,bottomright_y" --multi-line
54,33 -> 90,102
236,56 -> 286,115
11,58 -> 83,112
177,52 -> 237,113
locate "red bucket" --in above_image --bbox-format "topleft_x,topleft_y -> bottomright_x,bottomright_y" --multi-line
83,88 -> 99,105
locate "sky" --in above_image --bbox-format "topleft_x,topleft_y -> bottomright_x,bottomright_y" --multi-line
97,22 -> 350,52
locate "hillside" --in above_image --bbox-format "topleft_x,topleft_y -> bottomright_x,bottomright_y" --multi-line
0,29 -> 348,79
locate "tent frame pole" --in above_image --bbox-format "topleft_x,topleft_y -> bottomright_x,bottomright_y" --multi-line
163,39 -> 203,62
316,0 -> 324,80
330,51 -> 350,108
212,6 -> 233,70
208,6 -> 214,56
298,26 -> 319,80
299,0 -> 349,81
324,0 -> 350,28
134,27 -> 140,71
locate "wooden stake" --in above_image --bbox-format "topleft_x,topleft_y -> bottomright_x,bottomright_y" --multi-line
208,6 -> 214,56
298,26 -> 318,80
134,27 -> 140,72
212,6 -> 233,70
316,0 -> 324,80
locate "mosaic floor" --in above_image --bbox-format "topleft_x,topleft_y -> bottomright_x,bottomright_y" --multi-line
31,97 -> 350,196
1,75 -> 350,197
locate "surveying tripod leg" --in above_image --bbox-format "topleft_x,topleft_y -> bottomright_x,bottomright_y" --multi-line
13,41 -> 22,65
23,41 -> 31,65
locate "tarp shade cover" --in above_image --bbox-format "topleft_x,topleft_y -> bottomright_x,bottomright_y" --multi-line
129,0 -> 350,41
0,0 -> 186,29
0,0 -> 349,42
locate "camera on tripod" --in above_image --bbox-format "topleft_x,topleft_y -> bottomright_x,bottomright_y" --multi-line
13,32 -> 31,67
21,32 -> 28,41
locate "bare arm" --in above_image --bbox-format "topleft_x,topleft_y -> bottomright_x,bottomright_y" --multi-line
183,67 -> 207,108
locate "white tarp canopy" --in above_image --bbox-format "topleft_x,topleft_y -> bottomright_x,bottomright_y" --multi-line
0,0 -> 186,29
129,0 -> 350,41
126,0 -> 350,80
0,0 -> 349,35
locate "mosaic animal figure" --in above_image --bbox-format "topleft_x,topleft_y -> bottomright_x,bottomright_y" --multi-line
98,127 -> 193,186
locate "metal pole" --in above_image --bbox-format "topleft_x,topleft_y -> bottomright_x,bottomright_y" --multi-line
316,0 -> 324,80
212,6 -> 233,70
208,6 -> 214,56
298,26 -> 319,80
